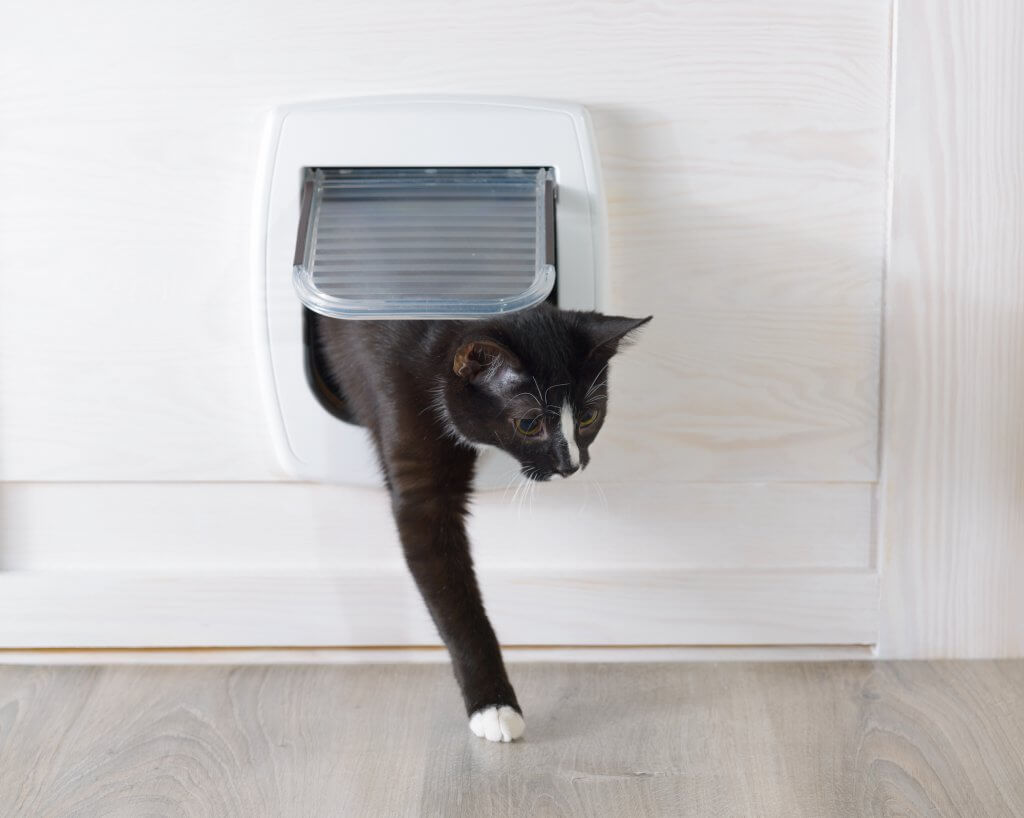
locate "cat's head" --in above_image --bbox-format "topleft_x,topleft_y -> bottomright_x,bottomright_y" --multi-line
440,305 -> 651,481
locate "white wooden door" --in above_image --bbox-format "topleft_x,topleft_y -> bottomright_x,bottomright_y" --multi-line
0,0 -> 1019,657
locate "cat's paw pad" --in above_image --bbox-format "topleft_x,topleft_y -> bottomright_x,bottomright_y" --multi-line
468,705 -> 525,743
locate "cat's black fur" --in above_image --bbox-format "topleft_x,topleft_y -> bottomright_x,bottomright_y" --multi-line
307,303 -> 650,737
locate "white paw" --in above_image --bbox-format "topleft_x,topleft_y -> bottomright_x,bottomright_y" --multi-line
468,705 -> 525,743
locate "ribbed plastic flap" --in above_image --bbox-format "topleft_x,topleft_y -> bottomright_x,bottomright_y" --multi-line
293,167 -> 556,319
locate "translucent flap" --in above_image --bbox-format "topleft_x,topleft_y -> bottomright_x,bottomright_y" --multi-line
293,167 -> 556,319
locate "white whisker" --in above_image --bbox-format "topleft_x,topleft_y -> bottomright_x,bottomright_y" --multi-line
515,472 -> 528,520
500,467 -> 522,502
531,377 -> 545,407
510,472 -> 527,513
543,382 -> 570,403
502,391 -> 542,411
585,363 -> 610,399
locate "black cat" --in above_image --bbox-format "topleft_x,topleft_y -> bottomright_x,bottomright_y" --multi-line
308,303 -> 650,742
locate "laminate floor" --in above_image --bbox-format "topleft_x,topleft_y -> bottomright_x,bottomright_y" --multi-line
1,661 -> 1022,816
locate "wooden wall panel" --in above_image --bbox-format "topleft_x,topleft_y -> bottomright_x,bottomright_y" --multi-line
0,0 -> 891,482
0,571 -> 879,648
880,0 -> 1024,657
0,482 -> 874,573
0,0 -> 894,651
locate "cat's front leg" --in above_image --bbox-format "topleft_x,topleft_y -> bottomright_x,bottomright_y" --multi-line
390,455 -> 524,742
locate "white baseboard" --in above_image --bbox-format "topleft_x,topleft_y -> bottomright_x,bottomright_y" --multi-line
0,645 -> 879,665
0,569 -> 878,649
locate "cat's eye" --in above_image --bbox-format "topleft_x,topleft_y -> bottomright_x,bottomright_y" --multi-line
578,409 -> 600,429
514,417 -> 543,437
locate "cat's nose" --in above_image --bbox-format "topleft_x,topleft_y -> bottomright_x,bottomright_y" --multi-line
556,465 -> 579,478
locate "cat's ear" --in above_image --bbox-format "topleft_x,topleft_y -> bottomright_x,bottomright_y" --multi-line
453,339 -> 522,385
585,314 -> 653,359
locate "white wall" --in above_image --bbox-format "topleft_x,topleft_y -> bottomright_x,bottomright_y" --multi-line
0,0 -> 892,649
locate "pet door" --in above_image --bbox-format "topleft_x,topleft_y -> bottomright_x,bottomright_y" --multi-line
293,167 -> 557,320
255,97 -> 606,483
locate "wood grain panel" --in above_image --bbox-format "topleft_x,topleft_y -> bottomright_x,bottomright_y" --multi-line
0,570 -> 879,648
879,0 -> 1024,657
2,662 -> 1022,816
0,0 -> 890,481
0,481 -> 873,573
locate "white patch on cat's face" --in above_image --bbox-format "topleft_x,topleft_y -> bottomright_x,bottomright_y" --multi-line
560,400 -> 580,468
